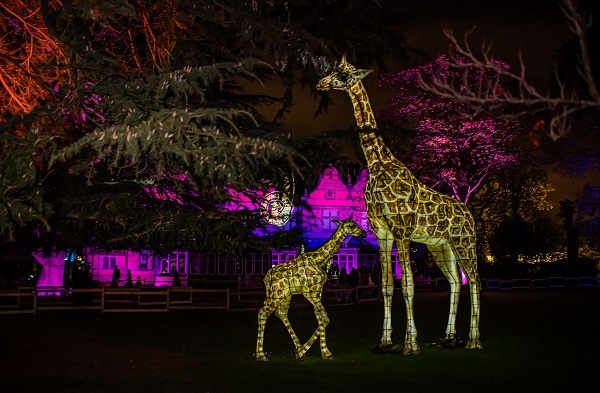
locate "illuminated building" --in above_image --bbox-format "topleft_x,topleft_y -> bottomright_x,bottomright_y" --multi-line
34,166 -> 410,287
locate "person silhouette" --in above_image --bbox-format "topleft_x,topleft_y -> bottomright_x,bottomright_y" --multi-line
171,267 -> 181,287
111,265 -> 121,287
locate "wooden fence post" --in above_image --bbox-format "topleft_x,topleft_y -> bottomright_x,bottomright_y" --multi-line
101,287 -> 105,313
226,287 -> 230,311
33,289 -> 38,315
166,287 -> 171,313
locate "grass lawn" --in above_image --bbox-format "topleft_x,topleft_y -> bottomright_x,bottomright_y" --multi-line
0,288 -> 598,393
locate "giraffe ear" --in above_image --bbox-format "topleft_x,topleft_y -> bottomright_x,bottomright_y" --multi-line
332,219 -> 342,226
354,68 -> 373,79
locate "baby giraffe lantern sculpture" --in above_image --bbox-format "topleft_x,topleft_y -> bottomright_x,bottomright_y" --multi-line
255,217 -> 366,361
316,55 -> 483,355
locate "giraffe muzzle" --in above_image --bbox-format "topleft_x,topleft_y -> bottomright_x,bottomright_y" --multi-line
316,81 -> 329,91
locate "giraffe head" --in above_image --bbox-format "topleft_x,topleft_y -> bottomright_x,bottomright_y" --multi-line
333,217 -> 366,239
316,54 -> 373,92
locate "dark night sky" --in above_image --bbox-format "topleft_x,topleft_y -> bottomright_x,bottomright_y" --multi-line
249,0 -> 596,207
399,0 -> 570,72
393,0 -> 595,207
268,0 -> 573,136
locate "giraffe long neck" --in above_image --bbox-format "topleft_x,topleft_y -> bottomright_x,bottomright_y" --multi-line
358,130 -> 409,173
346,80 -> 412,176
347,81 -> 377,129
315,229 -> 348,267
345,82 -> 408,174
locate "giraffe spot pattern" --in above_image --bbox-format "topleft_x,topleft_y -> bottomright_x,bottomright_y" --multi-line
364,173 -> 478,259
312,56 -> 482,354
256,218 -> 367,360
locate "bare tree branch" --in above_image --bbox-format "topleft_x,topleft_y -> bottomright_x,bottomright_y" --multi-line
416,0 -> 599,140
0,0 -> 71,118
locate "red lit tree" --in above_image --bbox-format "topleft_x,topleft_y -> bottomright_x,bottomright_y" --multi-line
0,0 -> 70,119
379,55 -> 524,205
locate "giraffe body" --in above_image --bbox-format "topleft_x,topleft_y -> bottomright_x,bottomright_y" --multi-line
317,55 -> 483,355
255,218 -> 366,361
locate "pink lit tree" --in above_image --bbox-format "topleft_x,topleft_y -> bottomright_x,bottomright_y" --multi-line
412,0 -> 600,141
379,55 -> 524,205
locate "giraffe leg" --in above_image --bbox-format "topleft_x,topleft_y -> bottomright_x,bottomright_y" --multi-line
311,295 -> 334,359
430,243 -> 461,347
295,294 -> 333,359
464,273 -> 483,349
398,239 -> 419,355
317,325 -> 334,360
295,326 -> 319,359
373,230 -> 403,353
458,249 -> 483,350
256,301 -> 277,361
274,295 -> 303,351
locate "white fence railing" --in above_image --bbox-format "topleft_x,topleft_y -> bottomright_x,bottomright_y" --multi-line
398,276 -> 600,290
0,286 -> 230,315
0,283 -> 381,315
0,277 -> 597,315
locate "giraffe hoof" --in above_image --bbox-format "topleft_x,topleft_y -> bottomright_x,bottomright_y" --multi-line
321,354 -> 334,360
439,337 -> 465,348
402,345 -> 420,356
372,343 -> 403,354
465,339 -> 483,350
256,356 -> 269,361
439,337 -> 456,348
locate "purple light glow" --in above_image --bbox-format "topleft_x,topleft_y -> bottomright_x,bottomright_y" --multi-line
32,166 -> 474,288
32,252 -> 66,295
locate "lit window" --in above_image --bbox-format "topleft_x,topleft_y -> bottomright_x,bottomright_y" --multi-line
102,256 -> 116,269
347,254 -> 355,270
160,252 -> 188,274
139,251 -> 150,269
262,254 -> 271,273
322,210 -> 339,230
339,254 -> 347,271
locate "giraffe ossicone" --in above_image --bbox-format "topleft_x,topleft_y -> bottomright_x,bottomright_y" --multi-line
255,217 -> 366,361
317,55 -> 483,355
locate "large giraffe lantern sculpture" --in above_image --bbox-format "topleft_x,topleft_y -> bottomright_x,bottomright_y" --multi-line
317,55 -> 483,355
255,218 -> 366,361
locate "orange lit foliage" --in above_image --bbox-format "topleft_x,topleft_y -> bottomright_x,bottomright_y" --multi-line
0,0 -> 70,124
85,0 -> 186,73
0,0 -> 188,134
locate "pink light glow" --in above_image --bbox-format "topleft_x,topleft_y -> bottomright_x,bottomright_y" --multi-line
31,166 -> 455,287
32,252 -> 66,295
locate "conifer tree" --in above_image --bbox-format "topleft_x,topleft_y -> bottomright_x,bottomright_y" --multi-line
0,0 -> 408,256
